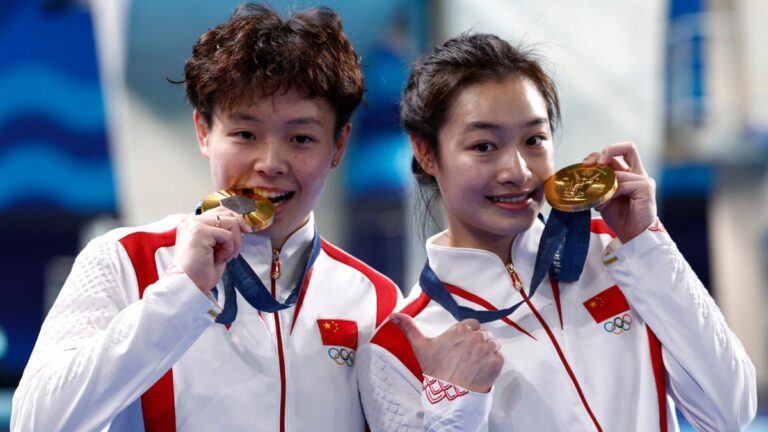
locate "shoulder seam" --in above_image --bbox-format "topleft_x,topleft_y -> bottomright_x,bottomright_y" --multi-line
369,292 -> 431,380
320,239 -> 397,288
320,239 -> 400,326
119,228 -> 177,299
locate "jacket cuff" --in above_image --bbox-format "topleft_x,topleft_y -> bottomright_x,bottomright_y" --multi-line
602,221 -> 673,267
149,273 -> 222,326
421,375 -> 492,431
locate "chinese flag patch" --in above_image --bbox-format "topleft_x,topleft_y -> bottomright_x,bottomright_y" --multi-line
583,286 -> 630,323
317,319 -> 358,350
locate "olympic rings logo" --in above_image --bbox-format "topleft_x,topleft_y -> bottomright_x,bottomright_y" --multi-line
603,314 -> 632,334
328,347 -> 355,367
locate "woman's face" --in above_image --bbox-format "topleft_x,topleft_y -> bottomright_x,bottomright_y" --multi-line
195,89 -> 348,248
422,75 -> 555,254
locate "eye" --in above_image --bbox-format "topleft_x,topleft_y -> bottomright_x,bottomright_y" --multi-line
525,135 -> 547,147
473,142 -> 497,153
236,131 -> 256,140
291,134 -> 315,144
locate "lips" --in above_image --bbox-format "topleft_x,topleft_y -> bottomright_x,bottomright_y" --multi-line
487,191 -> 534,209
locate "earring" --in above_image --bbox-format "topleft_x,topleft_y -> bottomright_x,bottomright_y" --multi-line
331,160 -> 339,168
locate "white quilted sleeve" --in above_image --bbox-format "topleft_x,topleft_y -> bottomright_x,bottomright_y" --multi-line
11,234 -> 216,432
357,344 -> 491,431
605,228 -> 757,431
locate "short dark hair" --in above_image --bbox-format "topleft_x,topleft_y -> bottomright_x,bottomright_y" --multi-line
184,3 -> 365,134
401,33 -> 561,234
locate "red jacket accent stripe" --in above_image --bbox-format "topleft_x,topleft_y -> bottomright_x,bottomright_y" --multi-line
443,283 -> 536,340
550,279 -> 564,329
647,328 -> 668,432
120,229 -> 176,297
268,270 -> 288,432
119,229 -> 178,432
370,292 -> 431,379
519,289 -> 603,431
590,219 -> 617,238
320,239 -> 399,327
289,266 -> 314,334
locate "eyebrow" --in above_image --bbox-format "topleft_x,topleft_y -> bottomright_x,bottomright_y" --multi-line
230,112 -> 262,123
286,117 -> 324,127
229,113 -> 323,127
464,117 -> 549,132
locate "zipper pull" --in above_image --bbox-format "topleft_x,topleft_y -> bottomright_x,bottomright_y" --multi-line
271,248 -> 281,280
505,262 -> 524,292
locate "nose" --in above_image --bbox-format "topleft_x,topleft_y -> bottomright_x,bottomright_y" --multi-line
497,147 -> 532,185
253,139 -> 287,177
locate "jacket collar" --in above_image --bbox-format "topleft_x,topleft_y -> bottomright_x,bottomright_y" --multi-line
238,213 -> 315,301
425,217 -> 552,316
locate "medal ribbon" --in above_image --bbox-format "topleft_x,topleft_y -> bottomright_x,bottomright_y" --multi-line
214,229 -> 321,325
530,209 -> 590,290
419,210 -> 590,324
419,260 -> 529,323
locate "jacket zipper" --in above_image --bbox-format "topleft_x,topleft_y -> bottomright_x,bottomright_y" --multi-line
505,262 -> 602,431
505,263 -> 524,291
271,248 -> 287,432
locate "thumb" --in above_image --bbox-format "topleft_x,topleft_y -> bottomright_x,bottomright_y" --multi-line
390,312 -> 428,349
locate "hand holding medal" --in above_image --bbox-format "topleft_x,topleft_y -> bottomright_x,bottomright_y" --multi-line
581,142 -> 657,243
532,142 -> 657,293
173,190 -> 276,294
197,190 -> 318,324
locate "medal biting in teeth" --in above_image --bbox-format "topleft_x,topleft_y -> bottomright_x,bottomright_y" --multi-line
201,189 -> 275,231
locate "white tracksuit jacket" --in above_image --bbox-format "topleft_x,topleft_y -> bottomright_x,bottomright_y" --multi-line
357,218 -> 757,432
12,213 -> 402,431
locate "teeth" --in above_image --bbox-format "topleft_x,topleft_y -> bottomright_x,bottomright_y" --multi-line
251,188 -> 291,199
493,195 -> 527,203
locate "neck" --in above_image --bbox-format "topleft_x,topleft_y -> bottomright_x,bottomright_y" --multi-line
270,238 -> 286,250
437,229 -> 516,264
263,215 -> 312,250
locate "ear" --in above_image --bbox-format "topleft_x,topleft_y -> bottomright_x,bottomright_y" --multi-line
330,122 -> 351,170
410,133 -> 437,176
194,110 -> 211,159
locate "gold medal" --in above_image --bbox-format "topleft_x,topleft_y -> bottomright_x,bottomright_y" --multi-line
201,189 -> 275,231
544,163 -> 617,212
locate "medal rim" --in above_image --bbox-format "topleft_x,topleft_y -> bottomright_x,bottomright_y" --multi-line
201,189 -> 276,231
544,163 -> 617,212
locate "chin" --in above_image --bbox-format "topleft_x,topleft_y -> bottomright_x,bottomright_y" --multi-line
499,215 -> 538,237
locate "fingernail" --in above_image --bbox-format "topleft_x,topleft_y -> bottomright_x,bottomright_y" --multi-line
598,154 -> 605,164
389,315 -> 400,325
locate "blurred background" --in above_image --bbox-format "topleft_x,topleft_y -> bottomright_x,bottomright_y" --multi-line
0,0 -> 765,430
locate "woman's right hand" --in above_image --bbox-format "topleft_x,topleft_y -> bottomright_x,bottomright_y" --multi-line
173,209 -> 252,295
391,313 -> 504,393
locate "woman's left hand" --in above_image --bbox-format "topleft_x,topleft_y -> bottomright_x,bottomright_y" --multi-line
583,142 -> 657,243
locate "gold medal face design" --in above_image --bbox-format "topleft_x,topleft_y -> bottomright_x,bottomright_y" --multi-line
201,189 -> 275,231
544,163 -> 617,212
